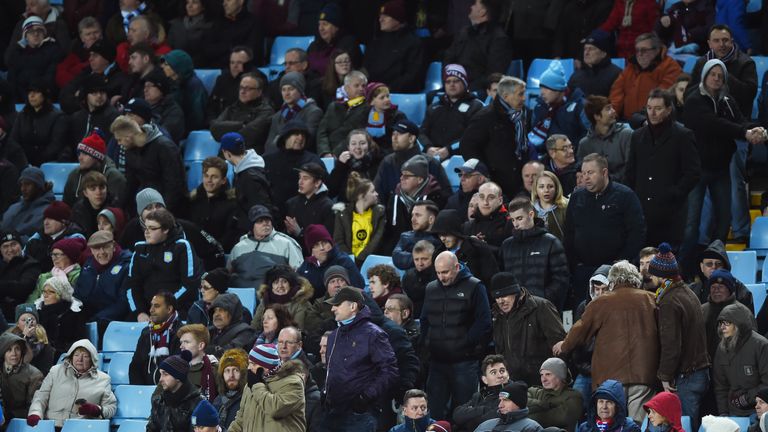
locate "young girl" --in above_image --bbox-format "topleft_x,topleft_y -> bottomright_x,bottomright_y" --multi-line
531,171 -> 568,240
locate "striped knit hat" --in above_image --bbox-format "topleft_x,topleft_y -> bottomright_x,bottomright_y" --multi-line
249,343 -> 279,371
649,243 -> 679,278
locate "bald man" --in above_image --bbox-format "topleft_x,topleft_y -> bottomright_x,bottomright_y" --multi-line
420,251 -> 492,420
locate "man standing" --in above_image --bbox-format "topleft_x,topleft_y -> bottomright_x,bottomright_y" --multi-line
542,134 -> 578,195
431,209 -> 498,287
530,62 -> 589,154
568,30 -> 622,97
691,240 -> 754,308
177,324 -> 219,402
625,89 -> 701,248
129,292 -> 182,385
147,351 -> 204,432
401,240 -> 436,318
578,95 -> 632,183
284,162 -> 334,248
445,158 -> 488,221
420,251 -> 492,420
392,201 -> 441,270
462,182 -> 511,253
212,348 -> 248,430
320,287 -> 398,431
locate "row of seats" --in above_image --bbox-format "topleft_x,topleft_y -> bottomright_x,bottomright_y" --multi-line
5,417 -> 147,432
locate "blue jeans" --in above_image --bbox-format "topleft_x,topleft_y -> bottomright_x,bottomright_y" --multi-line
676,369 -> 709,431
681,169 -> 731,265
426,359 -> 480,420
316,409 -> 377,432
573,374 -> 592,413
730,140 -> 750,238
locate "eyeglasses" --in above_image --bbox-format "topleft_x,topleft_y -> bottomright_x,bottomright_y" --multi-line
50,252 -> 65,258
383,306 -> 401,313
144,225 -> 163,232
718,320 -> 733,327
555,145 -> 574,152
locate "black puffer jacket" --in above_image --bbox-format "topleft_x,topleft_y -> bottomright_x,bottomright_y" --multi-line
567,56 -> 622,97
421,93 -> 484,154
9,104 -> 69,166
443,21 -> 513,91
147,380 -> 203,432
363,28 -> 425,93
500,221 -> 570,310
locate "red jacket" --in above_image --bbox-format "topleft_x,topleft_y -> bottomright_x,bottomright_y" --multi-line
643,392 -> 684,432
600,0 -> 660,58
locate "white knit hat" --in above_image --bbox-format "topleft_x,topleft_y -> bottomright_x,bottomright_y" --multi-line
701,415 -> 740,432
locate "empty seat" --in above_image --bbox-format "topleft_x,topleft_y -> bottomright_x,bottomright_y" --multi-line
229,287 -> 257,314
726,250 -> 757,284
611,58 -> 626,69
117,420 -> 149,432
360,255 -> 404,286
746,284 -> 766,314
750,217 -> 768,257
321,157 -> 335,174
86,321 -> 99,349
195,69 -> 221,94
102,322 -> 145,353
425,62 -> 443,92
506,59 -> 524,79
6,419 -> 55,432
40,163 -> 78,200
390,93 -> 427,126
441,155 -> 466,192
107,352 -> 133,386
112,385 -> 155,426
184,130 -> 220,161
270,36 -> 315,65
61,419 -> 110,432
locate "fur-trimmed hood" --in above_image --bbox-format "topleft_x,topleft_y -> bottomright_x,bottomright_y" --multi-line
256,276 -> 314,304
268,359 -> 306,381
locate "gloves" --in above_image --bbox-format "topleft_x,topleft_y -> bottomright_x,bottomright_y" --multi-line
351,394 -> 370,414
247,368 -> 265,386
730,393 -> 751,410
78,402 -> 102,417
27,415 -> 41,427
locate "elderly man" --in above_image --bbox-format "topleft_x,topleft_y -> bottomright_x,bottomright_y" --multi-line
315,70 -> 368,156
527,358 -> 583,431
56,16 -> 103,91
577,379 -> 640,432
147,350 -> 204,432
473,381 -> 543,432
210,73 -> 274,152
453,354 -> 511,432
276,326 -> 312,367
554,261 -> 659,423
208,46 -> 258,118
521,161 -> 545,197
0,231 -> 41,321
421,251 -> 492,420
206,293 -> 257,358
115,15 -> 170,73
384,294 -> 420,344
578,95 -> 632,184
542,134 -> 578,195
5,0 -> 70,63
445,158 -> 489,221
265,71 -> 323,152
462,182 -> 510,254
129,292 -> 183,385
568,30 -> 622,97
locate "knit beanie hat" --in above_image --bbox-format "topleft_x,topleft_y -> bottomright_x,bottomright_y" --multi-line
220,132 -> 246,154
135,188 -> 165,215
21,16 -> 46,39
758,388 -> 768,404
15,303 -> 39,323
143,67 -> 172,95
365,82 -> 388,104
581,29 -> 613,55
77,130 -> 107,162
380,0 -> 408,23
708,269 -> 736,294
123,98 -> 153,123
0,231 -> 22,247
701,415 -> 740,432
318,3 -> 343,27
44,201 -> 71,223
648,243 -> 679,278
191,400 -> 219,427
159,350 -> 193,382
443,64 -> 469,89
540,357 -> 571,384
324,265 -> 351,286
538,61 -> 567,92
218,348 -> 248,375
42,276 -> 76,303
279,72 -> 306,96
499,381 -> 528,408
491,272 -> 521,298
89,39 -> 116,64
401,154 -> 429,179
18,166 -> 46,190
202,268 -> 230,293
428,421 -> 452,432
52,237 -> 86,263
248,343 -> 279,371
97,207 -> 125,231
303,224 -> 334,251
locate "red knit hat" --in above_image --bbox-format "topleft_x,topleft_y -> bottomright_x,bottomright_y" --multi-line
52,237 -> 86,263
380,0 -> 407,23
43,201 -> 71,223
428,421 -> 452,432
303,224 -> 333,251
77,130 -> 106,162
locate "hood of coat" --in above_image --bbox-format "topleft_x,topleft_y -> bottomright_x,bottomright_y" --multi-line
163,50 -> 195,82
0,332 -> 28,363
234,148 -> 265,173
718,302 -> 754,344
270,358 -> 306,381
700,240 -> 731,271
588,379 -> 629,427
65,339 -> 100,370
142,122 -> 164,143
643,392 -> 683,432
257,276 -> 314,304
209,293 -> 244,324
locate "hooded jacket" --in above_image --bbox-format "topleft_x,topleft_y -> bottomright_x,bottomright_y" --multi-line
297,246 -> 365,299
373,144 -> 452,202
206,293 -> 257,358
690,49 -> 758,118
609,48 -> 682,120
577,379 -> 640,432
62,158 -> 127,209
474,407 -> 544,432
691,240 -> 755,309
263,121 -> 323,209
229,230 -> 304,288
577,122 -> 632,183
251,276 -> 314,332
643,392 -> 684,432
210,97 -> 275,151
713,303 -> 768,416
453,382 -> 510,432
0,333 -> 44,418
147,379 -> 203,432
0,189 -> 55,242
0,254 -> 41,321
703,292 -> 757,360
74,249 -> 132,323
162,50 -> 208,132
28,339 -> 117,427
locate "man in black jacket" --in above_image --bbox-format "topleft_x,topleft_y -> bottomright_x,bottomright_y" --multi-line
199,0 -> 263,68
568,30 -> 622,97
461,182 -> 511,255
148,350 -> 204,432
284,162 -> 334,251
68,74 -> 119,149
0,231 -> 41,322
210,73 -> 274,152
129,292 -> 183,385
625,89 -> 701,250
453,354 -> 512,432
431,209 -> 498,289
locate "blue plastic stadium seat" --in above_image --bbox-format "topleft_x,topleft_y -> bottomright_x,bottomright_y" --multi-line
107,351 -> 133,386
390,93 -> 427,126
360,255 -> 404,286
683,56 -> 698,74
755,56 -> 768,86
750,217 -> 768,257
195,69 -> 220,94
61,419 -> 110,432
425,62 -> 443,92
117,420 -> 149,432
506,59 -> 524,79
6,419 -> 55,432
229,287 -> 257,314
726,250 -> 757,284
727,416 -> 751,432
258,65 -> 284,82
112,385 -> 155,426
681,416 -> 692,432
40,163 -> 79,200
15,104 -> 24,112
746,284 -> 766,314
441,155 -> 466,192
184,130 -> 220,161
526,59 -> 575,91
321,157 -> 335,174
611,58 -> 626,69
270,36 -> 315,65
86,321 -> 99,348
664,0 -> 682,11
102,322 -> 145,352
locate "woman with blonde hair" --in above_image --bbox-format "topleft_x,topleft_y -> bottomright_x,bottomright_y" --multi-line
333,172 -> 385,266
531,171 -> 568,240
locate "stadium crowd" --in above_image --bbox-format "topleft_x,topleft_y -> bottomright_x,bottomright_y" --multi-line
2,0 -> 768,431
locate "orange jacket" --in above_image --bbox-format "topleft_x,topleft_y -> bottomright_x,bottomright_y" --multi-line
609,49 -> 682,120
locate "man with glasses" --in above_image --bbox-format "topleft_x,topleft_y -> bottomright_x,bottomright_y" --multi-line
266,48 -> 321,111
691,240 -> 755,310
210,72 -> 274,152
446,158 -> 488,221
384,294 -> 419,344
543,134 -> 577,194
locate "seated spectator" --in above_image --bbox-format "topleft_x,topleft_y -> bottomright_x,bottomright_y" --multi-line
199,0 -> 263,69
577,95 -> 632,183
74,231 -> 130,329
9,304 -> 55,374
207,46 -> 258,120
96,207 -> 126,239
0,333 -> 44,419
367,264 -> 403,309
298,224 -> 363,298
422,65 -> 484,161
389,389 -> 436,432
577,379 -> 640,432
383,293 -> 420,345
229,205 -> 303,288
67,75 -> 119,151
316,49 -> 354,109
673,73 -> 691,117
656,0 -> 713,55
1,167 -> 55,242
252,265 -> 314,332
0,231 -> 41,321
263,119 -> 323,209
25,201 -> 85,271
265,48 -> 322,112
391,199 -> 441,270
751,388 -> 768,432
333,172 -> 385,265
284,163 -> 334,249
5,17 -> 62,102
210,73 -> 273,151
185,156 -> 239,250
364,1 -> 425,93
212,348 -> 248,430
190,400 -> 220,431
147,351 -> 204,431
643,391 -> 684,432
610,33 -> 681,122
527,358 -> 583,431
401,240 -> 436,319
531,171 -> 568,241
254,303 -> 297,346
27,339 -> 116,428
598,0 -> 658,59
27,236 -> 85,304
188,268 -> 252,327
111,114 -> 187,213
462,182 -> 511,253
530,62 -> 589,155
206,293 -> 257,358
485,73 -> 503,103
306,3 -> 362,76
33,277 -> 86,358
542,134 -> 578,195
160,50 -> 208,133
70,172 -> 111,237
166,0 -> 212,67
143,68 -> 185,142
177,324 -> 218,401
9,81 -> 68,166
326,129 -> 382,202
474,381 -> 542,432
568,30 -> 622,98
7,0 -> 70,63
362,82 -> 407,152
702,269 -> 757,361
115,15 -> 171,73
453,354 -> 512,432
129,292 -> 182,385
104,0 -> 162,45
265,72 -> 323,152
59,39 -> 128,115
521,161 -> 546,199
431,209 -> 498,287
120,42 -> 158,103
446,159 -> 489,222
691,240 -> 754,309
316,70 -> 369,156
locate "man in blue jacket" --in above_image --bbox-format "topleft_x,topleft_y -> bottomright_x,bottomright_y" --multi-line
319,286 -> 399,432
577,379 -> 640,432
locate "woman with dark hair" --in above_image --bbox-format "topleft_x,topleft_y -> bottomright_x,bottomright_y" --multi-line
306,3 -> 362,76
326,129 -> 382,201
8,81 -> 69,167
167,0 -> 213,65
333,172 -> 386,266
317,49 -> 353,108
359,82 -> 406,153
251,265 -> 314,333
254,303 -> 297,345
